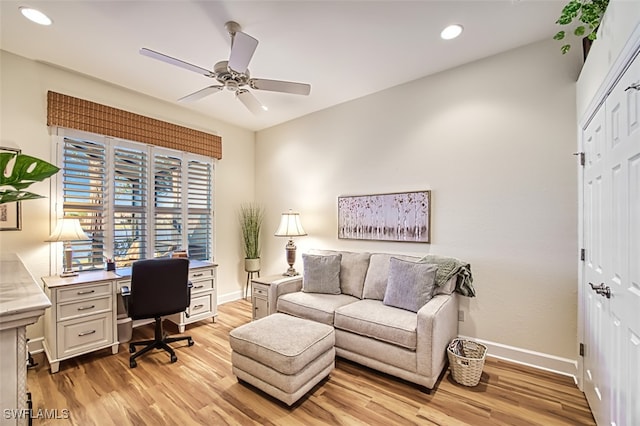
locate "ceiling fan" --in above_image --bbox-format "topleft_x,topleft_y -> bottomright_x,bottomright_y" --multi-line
140,21 -> 311,114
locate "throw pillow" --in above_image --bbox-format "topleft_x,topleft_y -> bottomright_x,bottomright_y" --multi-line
383,257 -> 437,312
302,253 -> 342,294
310,249 -> 371,298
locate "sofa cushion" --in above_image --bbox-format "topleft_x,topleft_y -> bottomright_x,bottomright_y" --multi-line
277,292 -> 359,325
310,249 -> 371,298
334,299 -> 418,350
383,257 -> 437,313
302,253 -> 342,294
362,253 -> 420,300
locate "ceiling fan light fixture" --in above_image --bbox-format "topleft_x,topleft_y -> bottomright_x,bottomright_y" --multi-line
440,24 -> 463,40
19,6 -> 52,26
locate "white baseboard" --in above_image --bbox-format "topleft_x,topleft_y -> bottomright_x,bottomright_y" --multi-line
218,290 -> 245,305
27,294 -> 578,380
458,335 -> 578,382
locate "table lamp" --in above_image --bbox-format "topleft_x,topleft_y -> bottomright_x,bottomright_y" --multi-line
46,218 -> 91,277
274,210 -> 307,276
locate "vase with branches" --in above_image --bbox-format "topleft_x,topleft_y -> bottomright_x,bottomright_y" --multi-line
239,203 -> 264,273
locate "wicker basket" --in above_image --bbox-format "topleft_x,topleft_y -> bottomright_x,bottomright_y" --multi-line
447,338 -> 487,387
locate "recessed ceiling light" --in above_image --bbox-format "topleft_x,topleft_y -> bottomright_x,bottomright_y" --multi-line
441,24 -> 463,40
19,6 -> 52,26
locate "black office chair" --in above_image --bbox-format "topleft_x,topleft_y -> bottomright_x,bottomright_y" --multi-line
123,258 -> 194,368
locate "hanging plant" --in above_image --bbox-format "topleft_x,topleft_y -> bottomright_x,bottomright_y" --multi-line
0,152 -> 60,204
553,0 -> 609,54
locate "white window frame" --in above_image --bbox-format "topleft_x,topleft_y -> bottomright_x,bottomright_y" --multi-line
49,127 -> 215,273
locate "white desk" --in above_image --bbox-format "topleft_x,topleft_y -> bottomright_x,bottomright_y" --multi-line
41,260 -> 217,373
0,253 -> 51,426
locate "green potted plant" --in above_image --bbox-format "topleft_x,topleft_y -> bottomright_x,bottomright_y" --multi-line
239,203 -> 264,273
553,0 -> 609,55
0,151 -> 59,204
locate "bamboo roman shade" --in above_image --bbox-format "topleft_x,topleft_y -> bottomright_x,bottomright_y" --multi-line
47,91 -> 222,159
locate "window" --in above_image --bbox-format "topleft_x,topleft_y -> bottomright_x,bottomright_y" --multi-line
59,131 -> 214,270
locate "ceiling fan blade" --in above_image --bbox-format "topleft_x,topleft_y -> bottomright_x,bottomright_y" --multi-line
178,85 -> 224,102
140,48 -> 214,77
236,89 -> 265,115
249,78 -> 311,96
228,31 -> 258,74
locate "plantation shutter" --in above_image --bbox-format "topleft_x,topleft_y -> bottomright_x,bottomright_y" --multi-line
187,159 -> 212,260
62,138 -> 106,271
153,152 -> 183,256
113,146 -> 148,266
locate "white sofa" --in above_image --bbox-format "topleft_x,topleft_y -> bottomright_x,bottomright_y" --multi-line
269,250 -> 472,390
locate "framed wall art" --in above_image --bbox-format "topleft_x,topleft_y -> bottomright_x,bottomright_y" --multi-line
338,190 -> 430,243
0,147 -> 22,231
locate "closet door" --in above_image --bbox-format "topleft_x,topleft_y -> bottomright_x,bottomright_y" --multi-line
582,102 -> 609,426
604,51 -> 639,426
582,50 -> 640,426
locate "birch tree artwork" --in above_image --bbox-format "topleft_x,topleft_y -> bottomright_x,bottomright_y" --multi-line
338,191 -> 430,242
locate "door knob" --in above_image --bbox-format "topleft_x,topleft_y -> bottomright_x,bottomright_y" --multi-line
597,285 -> 611,299
588,282 -> 611,299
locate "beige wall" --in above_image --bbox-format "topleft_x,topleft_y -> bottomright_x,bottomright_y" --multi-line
256,39 -> 582,361
0,50 -> 256,339
1,35 -> 586,365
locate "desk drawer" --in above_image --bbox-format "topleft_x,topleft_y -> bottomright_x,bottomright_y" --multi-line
58,282 -> 112,303
189,293 -> 213,318
253,284 -> 268,297
58,295 -> 112,321
57,313 -> 113,358
189,268 -> 214,281
190,277 -> 214,293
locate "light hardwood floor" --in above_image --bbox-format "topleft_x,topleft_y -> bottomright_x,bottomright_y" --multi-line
27,299 -> 595,425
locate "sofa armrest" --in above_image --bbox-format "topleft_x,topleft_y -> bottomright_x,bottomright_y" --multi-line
268,276 -> 303,315
416,294 -> 459,378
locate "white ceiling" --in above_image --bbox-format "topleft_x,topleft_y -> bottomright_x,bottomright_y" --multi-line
0,1 -> 564,131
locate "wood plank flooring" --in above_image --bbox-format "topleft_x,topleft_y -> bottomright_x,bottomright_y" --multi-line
27,299 -> 595,425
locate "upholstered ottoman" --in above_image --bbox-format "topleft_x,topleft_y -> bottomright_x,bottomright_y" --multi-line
229,313 -> 335,406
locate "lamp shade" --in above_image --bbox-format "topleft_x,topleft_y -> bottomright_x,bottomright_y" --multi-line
46,218 -> 90,242
274,211 -> 307,237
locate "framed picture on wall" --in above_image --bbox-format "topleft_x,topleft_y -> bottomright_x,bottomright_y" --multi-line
338,190 -> 431,243
0,147 -> 22,231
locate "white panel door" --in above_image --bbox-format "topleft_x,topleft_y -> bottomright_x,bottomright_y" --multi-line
583,103 -> 609,426
582,51 -> 640,426
604,52 -> 640,426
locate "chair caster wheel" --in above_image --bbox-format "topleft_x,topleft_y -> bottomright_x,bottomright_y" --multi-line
170,354 -> 178,363
130,359 -> 137,368
188,338 -> 194,347
129,345 -> 135,353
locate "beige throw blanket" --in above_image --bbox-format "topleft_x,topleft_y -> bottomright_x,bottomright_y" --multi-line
418,254 -> 475,297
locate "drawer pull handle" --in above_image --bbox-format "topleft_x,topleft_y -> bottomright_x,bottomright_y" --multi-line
194,285 -> 204,289
77,289 -> 95,295
194,304 -> 205,310
77,305 -> 95,311
78,330 -> 96,337
192,273 -> 204,277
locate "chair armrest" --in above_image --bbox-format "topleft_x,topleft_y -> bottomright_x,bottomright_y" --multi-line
416,294 -> 459,378
268,276 -> 303,315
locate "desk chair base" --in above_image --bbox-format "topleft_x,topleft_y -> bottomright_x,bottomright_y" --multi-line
128,317 -> 194,368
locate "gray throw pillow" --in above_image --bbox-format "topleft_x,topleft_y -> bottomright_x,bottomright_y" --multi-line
383,257 -> 437,312
302,253 -> 342,294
